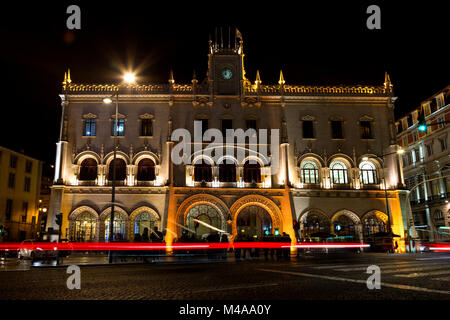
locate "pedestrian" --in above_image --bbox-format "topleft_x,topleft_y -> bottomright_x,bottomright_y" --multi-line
234,234 -> 242,261
263,234 -> 269,260
220,234 -> 229,260
142,228 -> 150,241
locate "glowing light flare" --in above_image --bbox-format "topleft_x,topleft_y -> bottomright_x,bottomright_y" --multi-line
123,72 -> 136,84
193,219 -> 228,234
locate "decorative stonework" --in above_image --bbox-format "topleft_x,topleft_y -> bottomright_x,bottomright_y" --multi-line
82,113 -> 97,119
361,210 -> 389,224
330,209 -> 361,224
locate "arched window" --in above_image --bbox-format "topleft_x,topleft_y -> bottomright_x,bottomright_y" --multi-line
186,204 -> 221,239
194,160 -> 212,182
301,160 -> 319,184
302,213 -> 331,239
73,211 -> 97,241
134,212 -> 157,235
105,213 -> 126,241
359,161 -> 378,184
137,159 -> 155,181
363,215 -> 386,236
244,160 -> 261,183
108,158 -> 127,181
219,162 -> 236,182
330,160 -> 348,184
333,215 -> 356,240
79,158 -> 97,181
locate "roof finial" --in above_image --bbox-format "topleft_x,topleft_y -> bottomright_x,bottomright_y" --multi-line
169,69 -> 174,84
255,70 -> 261,86
192,69 -> 197,80
67,68 -> 71,84
220,27 -> 223,49
63,71 -> 67,85
384,71 -> 391,87
278,70 -> 285,85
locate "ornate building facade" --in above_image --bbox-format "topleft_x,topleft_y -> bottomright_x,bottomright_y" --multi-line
47,32 -> 410,252
396,86 -> 450,241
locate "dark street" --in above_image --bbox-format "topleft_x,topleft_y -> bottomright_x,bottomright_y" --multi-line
1,252 -> 449,300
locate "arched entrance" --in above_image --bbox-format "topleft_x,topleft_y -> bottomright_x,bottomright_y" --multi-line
175,194 -> 228,240
236,205 -> 272,238
68,206 -> 99,242
230,195 -> 283,241
73,211 -> 97,241
186,204 -> 222,240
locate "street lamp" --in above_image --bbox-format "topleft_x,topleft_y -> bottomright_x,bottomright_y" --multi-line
103,72 -> 136,263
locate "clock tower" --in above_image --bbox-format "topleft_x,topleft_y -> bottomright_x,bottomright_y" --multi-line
207,28 -> 247,96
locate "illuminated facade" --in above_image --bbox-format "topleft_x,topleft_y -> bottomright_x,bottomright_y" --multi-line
0,146 -> 43,241
47,32 -> 409,252
396,86 -> 450,241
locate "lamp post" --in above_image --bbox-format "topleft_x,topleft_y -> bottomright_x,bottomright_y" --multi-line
103,72 -> 135,263
362,148 -> 405,236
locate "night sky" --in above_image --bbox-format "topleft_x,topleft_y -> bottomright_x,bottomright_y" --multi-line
0,1 -> 448,167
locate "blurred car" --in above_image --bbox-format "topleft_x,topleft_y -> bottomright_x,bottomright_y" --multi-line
17,239 -> 73,262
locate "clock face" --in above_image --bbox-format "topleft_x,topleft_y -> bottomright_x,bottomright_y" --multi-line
221,68 -> 233,80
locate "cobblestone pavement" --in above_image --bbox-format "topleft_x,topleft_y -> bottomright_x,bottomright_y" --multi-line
1,252 -> 449,300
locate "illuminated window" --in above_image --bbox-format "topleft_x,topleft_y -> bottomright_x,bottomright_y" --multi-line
73,211 -> 97,242
333,215 -> 356,240
112,119 -> 125,136
84,119 -> 96,136
363,216 -> 386,236
301,160 -> 319,184
359,161 -> 378,185
105,214 -> 126,241
330,161 -> 348,184
134,212 -> 157,236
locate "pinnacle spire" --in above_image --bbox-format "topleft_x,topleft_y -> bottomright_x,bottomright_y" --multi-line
169,69 -> 174,84
278,70 -> 285,85
255,70 -> 261,85
67,68 -> 71,84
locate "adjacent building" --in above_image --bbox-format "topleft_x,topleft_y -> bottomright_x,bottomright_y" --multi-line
0,146 -> 43,241
396,86 -> 450,241
47,31 -> 410,252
